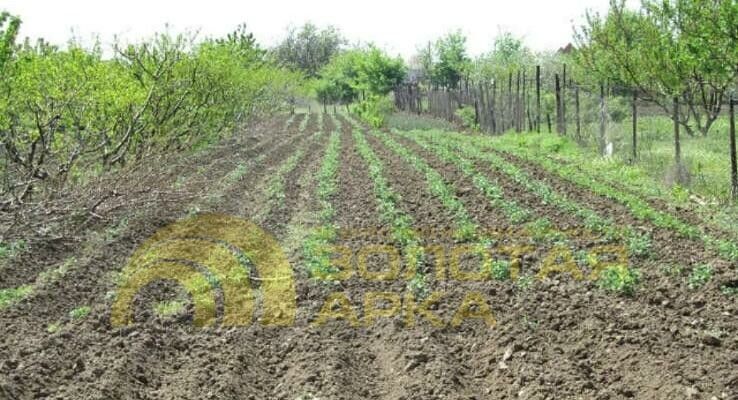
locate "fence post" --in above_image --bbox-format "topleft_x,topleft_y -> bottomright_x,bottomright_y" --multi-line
556,73 -> 562,133
536,65 -> 541,133
599,83 -> 607,155
499,77 -> 505,133
575,85 -> 581,142
632,90 -> 638,162
729,94 -> 737,200
491,81 -> 498,134
515,70 -> 521,132
562,64 -> 567,135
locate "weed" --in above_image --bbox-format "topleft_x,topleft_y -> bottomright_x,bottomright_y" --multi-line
660,264 -> 685,277
720,284 -> 738,296
407,272 -> 429,299
69,306 -> 91,320
224,163 -> 248,183
516,275 -> 534,291
0,240 -> 26,260
597,265 -> 640,295
489,260 -> 512,281
46,322 -> 62,334
626,232 -> 652,258
154,300 -> 187,317
0,285 -> 33,309
687,264 -> 712,289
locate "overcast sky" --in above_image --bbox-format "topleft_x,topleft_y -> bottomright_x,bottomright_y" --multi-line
2,0 -> 612,58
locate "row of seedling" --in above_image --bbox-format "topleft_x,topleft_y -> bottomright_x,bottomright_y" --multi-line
479,135 -> 738,262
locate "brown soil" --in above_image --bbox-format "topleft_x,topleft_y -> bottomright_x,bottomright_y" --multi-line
1,115 -> 736,400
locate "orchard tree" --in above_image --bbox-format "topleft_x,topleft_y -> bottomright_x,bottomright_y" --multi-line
273,23 -> 346,77
0,11 -> 20,72
354,47 -> 406,96
478,31 -> 533,77
576,0 -> 738,137
431,30 -> 470,89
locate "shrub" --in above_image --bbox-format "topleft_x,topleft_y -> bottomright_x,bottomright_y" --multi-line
454,106 -> 478,130
352,95 -> 394,128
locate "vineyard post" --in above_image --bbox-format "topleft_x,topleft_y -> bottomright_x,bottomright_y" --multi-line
599,83 -> 607,155
555,73 -> 563,135
632,90 -> 638,162
536,65 -> 541,133
575,84 -> 581,142
562,64 -> 567,135
729,94 -> 737,200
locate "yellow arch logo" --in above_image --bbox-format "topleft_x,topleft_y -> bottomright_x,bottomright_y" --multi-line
110,213 -> 296,327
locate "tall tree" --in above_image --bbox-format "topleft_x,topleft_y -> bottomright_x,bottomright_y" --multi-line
431,30 -> 470,89
272,23 -> 346,77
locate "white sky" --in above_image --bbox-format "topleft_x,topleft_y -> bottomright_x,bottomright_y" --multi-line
1,0 -> 612,59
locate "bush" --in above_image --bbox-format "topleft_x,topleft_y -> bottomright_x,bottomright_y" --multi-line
352,95 -> 394,128
454,106 -> 478,130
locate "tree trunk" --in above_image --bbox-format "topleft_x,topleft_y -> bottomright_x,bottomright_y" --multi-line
632,91 -> 638,162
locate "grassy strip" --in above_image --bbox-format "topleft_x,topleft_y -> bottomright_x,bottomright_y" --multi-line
479,134 -> 738,261
303,131 -> 342,278
317,112 -> 324,133
416,130 -> 652,258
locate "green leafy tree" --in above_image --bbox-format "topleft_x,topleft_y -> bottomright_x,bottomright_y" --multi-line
431,31 -> 470,89
0,11 -> 20,72
575,0 -> 738,137
273,23 -> 346,77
